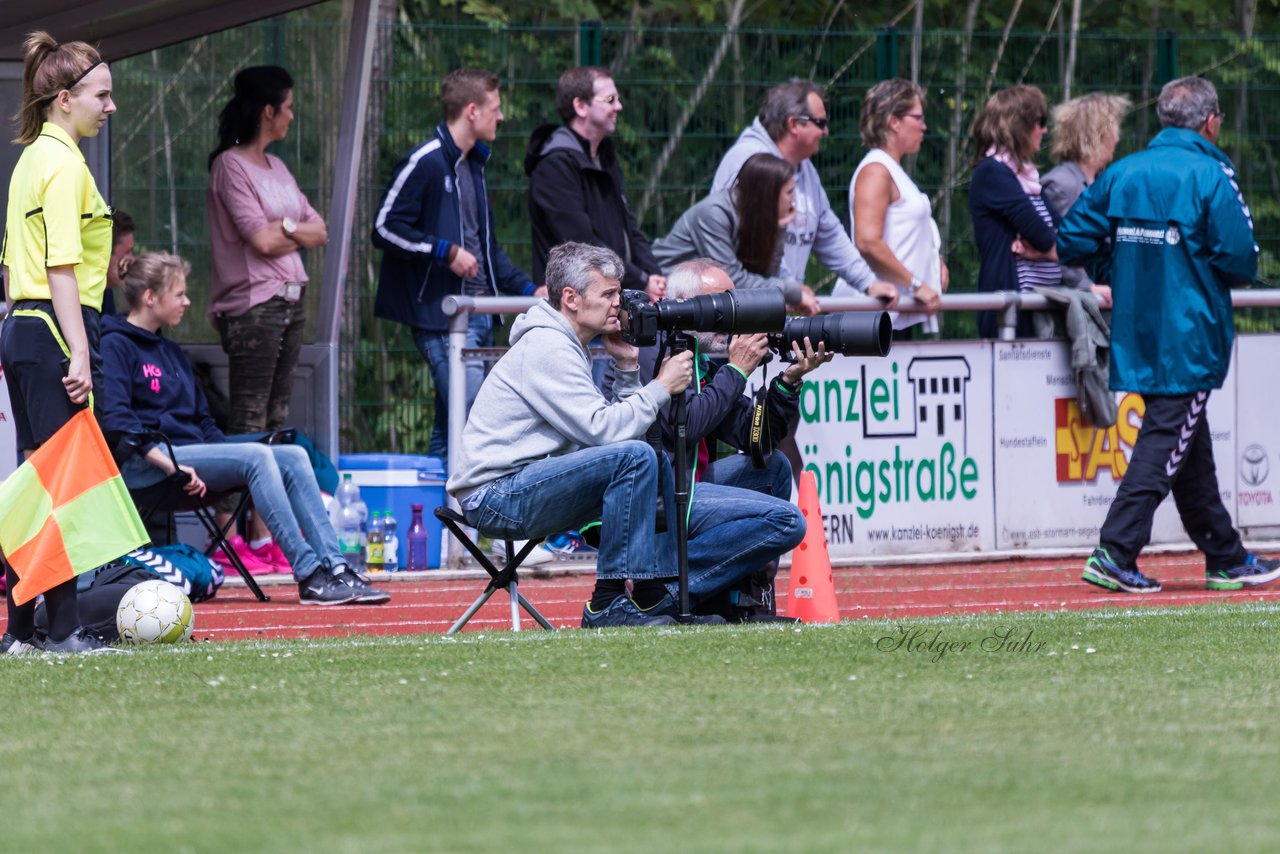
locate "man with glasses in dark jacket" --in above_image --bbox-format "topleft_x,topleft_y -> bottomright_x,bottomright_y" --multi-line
525,67 -> 666,304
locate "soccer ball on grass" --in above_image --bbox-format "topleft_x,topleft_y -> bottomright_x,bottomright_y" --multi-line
116,579 -> 194,644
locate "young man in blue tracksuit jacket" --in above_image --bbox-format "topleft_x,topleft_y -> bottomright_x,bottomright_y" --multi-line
1059,76 -> 1280,594
372,68 -> 542,459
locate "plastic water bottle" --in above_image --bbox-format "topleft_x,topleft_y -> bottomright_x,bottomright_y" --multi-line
337,501 -> 363,570
407,503 -> 430,572
367,512 -> 385,574
332,474 -> 365,570
355,496 -> 369,567
331,473 -> 360,527
383,510 -> 399,572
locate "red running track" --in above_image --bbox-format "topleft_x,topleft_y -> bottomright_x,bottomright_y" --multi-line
44,550 -> 1280,642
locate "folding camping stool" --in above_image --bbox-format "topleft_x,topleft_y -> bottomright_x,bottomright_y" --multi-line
110,430 -> 271,602
434,506 -> 555,636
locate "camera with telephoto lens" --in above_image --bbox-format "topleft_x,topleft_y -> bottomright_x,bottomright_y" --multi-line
618,288 -> 892,358
767,311 -> 893,359
617,288 -> 787,347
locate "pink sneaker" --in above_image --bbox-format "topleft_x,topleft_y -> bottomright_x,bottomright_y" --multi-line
247,539 -> 292,574
214,535 -> 276,576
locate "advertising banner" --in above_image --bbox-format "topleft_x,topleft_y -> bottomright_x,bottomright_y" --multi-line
992,340 -> 1237,551
1233,335 -> 1280,531
790,341 -> 996,557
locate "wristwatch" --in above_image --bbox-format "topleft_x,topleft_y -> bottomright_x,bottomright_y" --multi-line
909,275 -> 924,293
282,217 -> 298,238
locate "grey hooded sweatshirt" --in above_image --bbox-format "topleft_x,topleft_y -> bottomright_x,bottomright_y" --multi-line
446,299 -> 672,502
711,117 -> 874,292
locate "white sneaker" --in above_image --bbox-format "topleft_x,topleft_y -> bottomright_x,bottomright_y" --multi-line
1,632 -> 40,655
488,538 -> 553,567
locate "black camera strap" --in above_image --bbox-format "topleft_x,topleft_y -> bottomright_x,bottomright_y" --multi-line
748,364 -> 772,469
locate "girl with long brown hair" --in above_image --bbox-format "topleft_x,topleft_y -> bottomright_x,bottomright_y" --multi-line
653,152 -> 815,312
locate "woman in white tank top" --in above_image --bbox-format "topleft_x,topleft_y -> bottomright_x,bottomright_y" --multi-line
838,79 -> 946,337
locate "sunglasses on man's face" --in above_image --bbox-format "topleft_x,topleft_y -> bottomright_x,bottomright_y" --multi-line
796,115 -> 829,130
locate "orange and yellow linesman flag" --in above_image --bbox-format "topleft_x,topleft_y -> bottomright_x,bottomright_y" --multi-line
0,409 -> 148,605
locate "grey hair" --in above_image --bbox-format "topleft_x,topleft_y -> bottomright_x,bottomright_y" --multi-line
667,258 -> 723,300
759,78 -> 825,141
1157,77 -> 1219,130
545,242 -> 625,308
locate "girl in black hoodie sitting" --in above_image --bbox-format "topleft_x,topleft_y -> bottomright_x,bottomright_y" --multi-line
99,252 -> 388,607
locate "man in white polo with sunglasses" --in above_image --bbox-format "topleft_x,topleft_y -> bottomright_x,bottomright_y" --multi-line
712,78 -> 897,315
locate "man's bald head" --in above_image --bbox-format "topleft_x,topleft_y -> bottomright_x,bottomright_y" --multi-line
667,258 -> 733,300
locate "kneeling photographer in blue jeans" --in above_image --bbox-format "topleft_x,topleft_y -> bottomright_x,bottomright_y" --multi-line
607,259 -> 828,621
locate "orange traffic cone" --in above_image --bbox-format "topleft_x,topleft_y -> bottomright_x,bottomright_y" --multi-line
786,470 -> 840,623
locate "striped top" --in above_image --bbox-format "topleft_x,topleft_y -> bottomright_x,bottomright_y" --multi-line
1015,194 -> 1062,291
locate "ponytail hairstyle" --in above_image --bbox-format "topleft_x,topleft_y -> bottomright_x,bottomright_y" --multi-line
208,65 -> 294,170
732,152 -> 796,276
120,252 -> 190,313
13,31 -> 103,145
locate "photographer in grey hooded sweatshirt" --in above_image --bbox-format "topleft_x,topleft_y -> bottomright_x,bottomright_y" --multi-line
446,242 -> 698,628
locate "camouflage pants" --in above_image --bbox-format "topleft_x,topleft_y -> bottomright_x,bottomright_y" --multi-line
216,295 -> 306,436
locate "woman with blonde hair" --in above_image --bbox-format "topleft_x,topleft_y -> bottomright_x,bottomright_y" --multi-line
1042,93 -> 1132,306
969,85 -> 1059,338
0,32 -> 120,654
838,78 -> 947,339
100,252 -> 389,607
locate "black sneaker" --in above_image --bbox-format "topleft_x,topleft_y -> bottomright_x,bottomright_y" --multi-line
1207,554 -> 1280,590
299,566 -> 359,605
331,564 -> 391,605
42,627 -> 127,654
581,595 -> 678,628
646,593 -> 732,625
1082,547 -> 1162,594
1,631 -> 40,655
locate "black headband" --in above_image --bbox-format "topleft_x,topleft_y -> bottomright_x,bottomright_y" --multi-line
64,60 -> 104,91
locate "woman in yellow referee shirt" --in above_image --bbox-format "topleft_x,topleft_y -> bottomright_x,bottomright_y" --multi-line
0,32 -> 120,655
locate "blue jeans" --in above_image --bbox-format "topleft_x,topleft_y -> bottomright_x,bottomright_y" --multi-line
463,440 -> 673,580
668,452 -> 804,605
171,443 -> 341,582
413,314 -> 493,458
702,450 -> 793,502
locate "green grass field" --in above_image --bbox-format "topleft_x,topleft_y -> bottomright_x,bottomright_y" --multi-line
5,603 -> 1280,852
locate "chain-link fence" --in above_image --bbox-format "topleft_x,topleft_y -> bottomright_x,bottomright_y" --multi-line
108,7 -> 1280,454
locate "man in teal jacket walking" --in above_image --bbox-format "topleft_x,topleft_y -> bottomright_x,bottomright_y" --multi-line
1059,76 -> 1280,594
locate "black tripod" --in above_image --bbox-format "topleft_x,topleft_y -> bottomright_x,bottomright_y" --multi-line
653,331 -> 698,619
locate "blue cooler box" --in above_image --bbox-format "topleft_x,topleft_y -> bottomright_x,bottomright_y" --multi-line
339,454 -> 446,568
